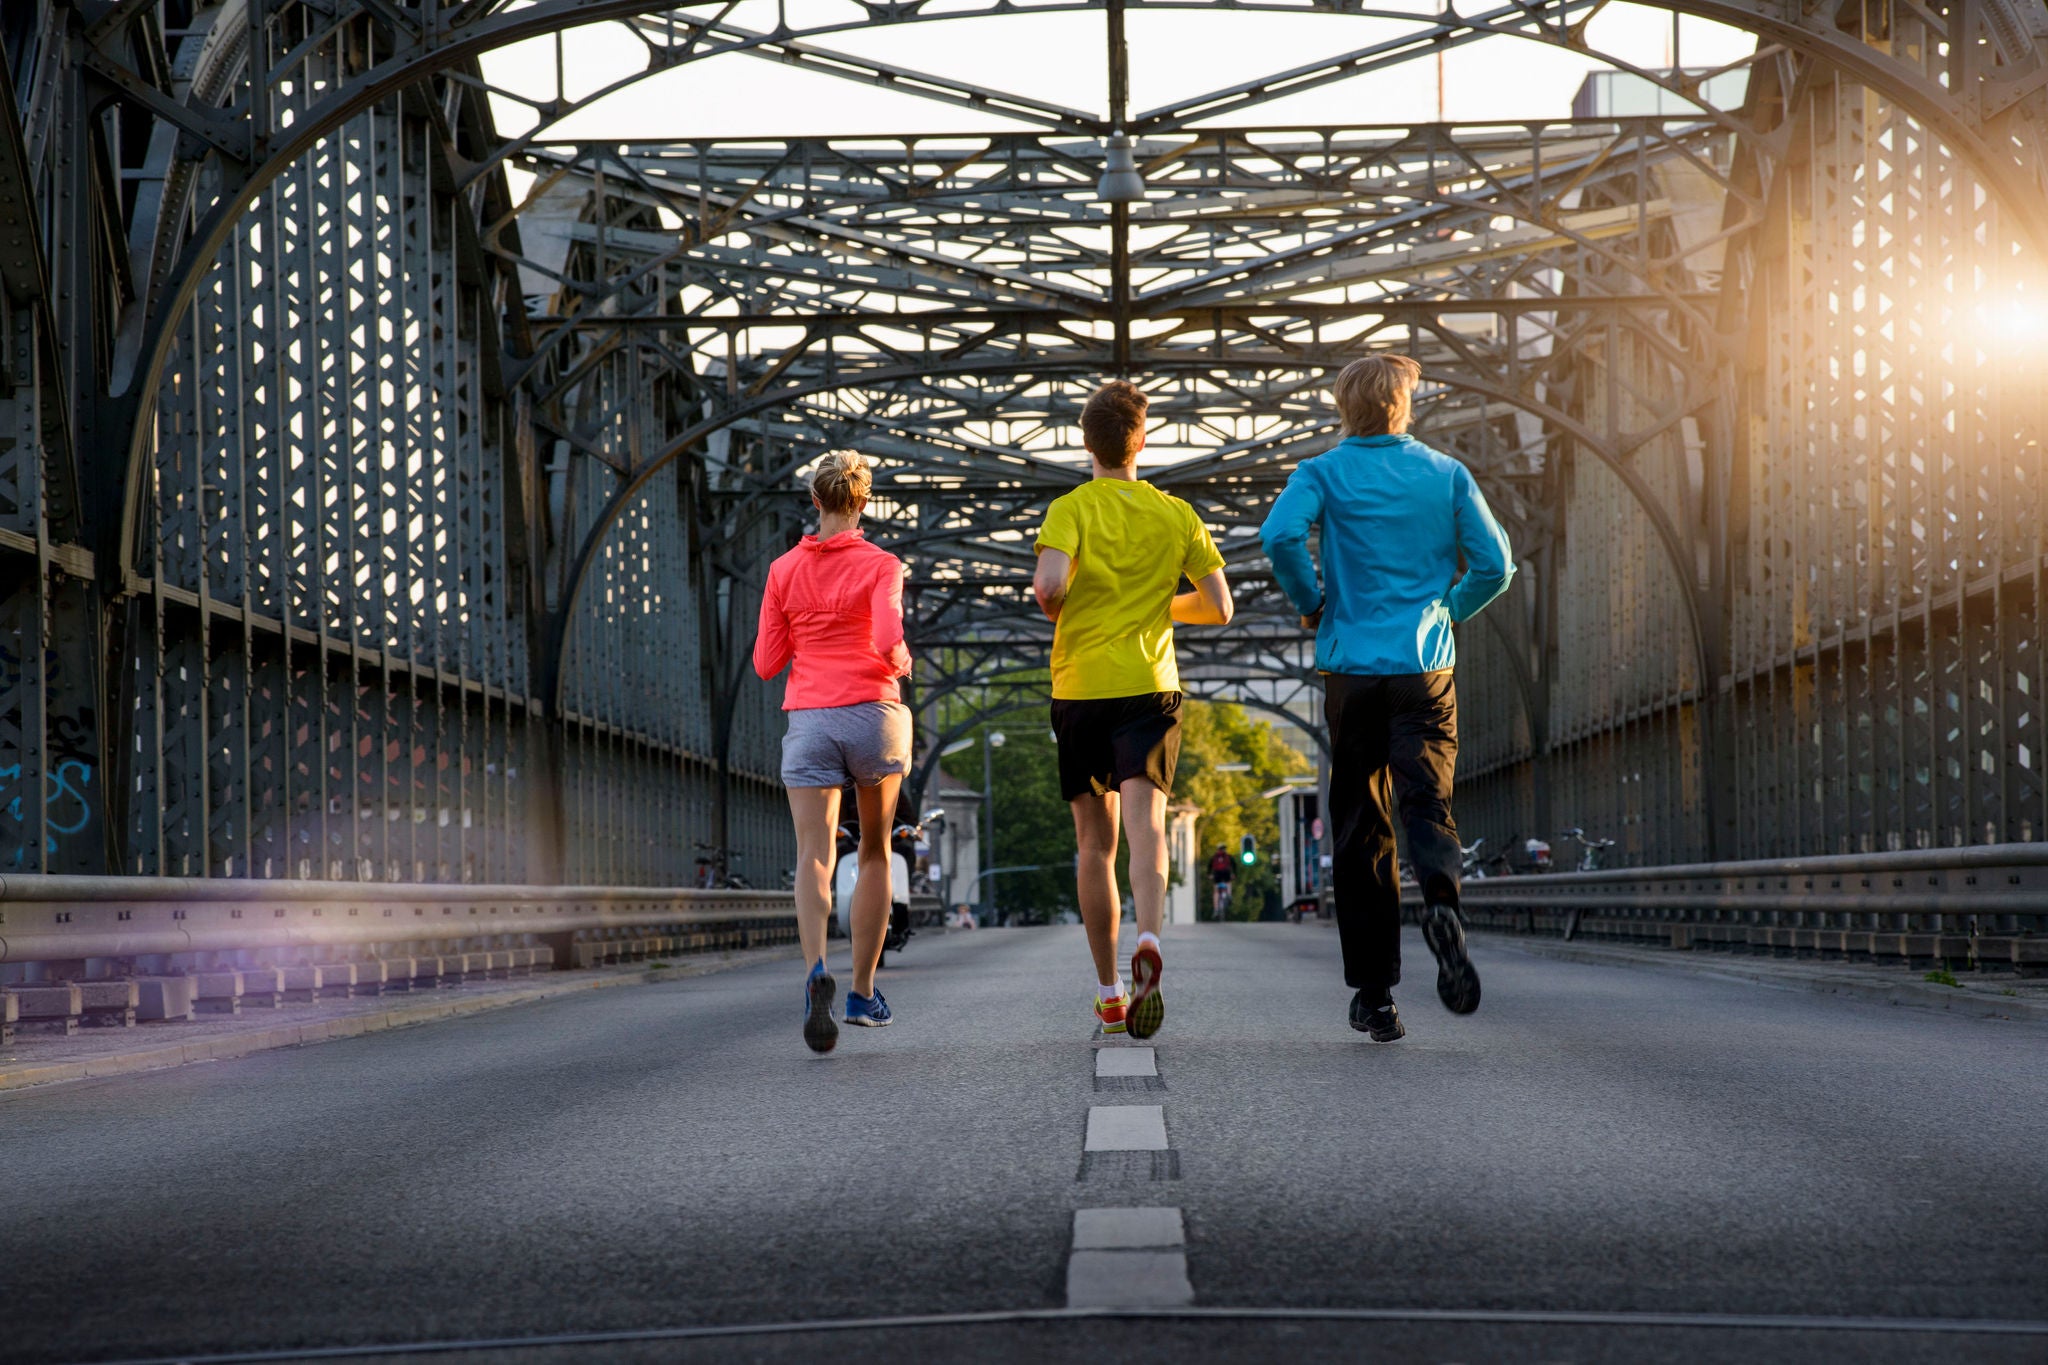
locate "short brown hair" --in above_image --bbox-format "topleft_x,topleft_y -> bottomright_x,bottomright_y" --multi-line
1332,355 -> 1422,436
1079,380 -> 1148,466
810,451 -> 872,515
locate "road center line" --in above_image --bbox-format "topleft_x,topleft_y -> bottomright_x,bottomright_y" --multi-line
1066,1208 -> 1193,1308
1073,1206 -> 1184,1249
1085,1104 -> 1168,1151
1094,1047 -> 1157,1078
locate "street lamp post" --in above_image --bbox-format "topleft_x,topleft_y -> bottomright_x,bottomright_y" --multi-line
983,729 -> 1006,919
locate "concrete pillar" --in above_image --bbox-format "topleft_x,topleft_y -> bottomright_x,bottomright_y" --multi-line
1166,803 -> 1200,926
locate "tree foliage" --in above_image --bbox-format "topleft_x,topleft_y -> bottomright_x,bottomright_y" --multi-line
935,691 -> 1308,924
966,721 -> 1076,923
1172,701 -> 1310,920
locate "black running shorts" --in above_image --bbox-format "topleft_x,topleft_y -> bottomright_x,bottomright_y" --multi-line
1049,692 -> 1183,801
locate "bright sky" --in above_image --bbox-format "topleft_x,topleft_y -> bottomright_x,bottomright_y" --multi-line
481,2 -> 1757,143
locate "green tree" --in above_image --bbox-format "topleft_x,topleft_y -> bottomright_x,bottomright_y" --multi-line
933,689 -> 1308,925
963,722 -> 1076,923
1173,700 -> 1310,921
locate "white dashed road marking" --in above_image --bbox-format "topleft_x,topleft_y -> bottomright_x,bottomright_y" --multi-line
1094,1047 -> 1157,1078
1073,1206 -> 1184,1249
1085,1104 -> 1168,1150
1065,1207 -> 1194,1308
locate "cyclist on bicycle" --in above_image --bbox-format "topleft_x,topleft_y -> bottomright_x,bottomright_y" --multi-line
1207,844 -> 1236,917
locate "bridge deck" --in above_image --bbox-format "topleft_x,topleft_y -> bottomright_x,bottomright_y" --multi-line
3,925 -> 2044,1364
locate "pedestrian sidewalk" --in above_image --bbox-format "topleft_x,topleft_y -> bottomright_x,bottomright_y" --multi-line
0,943 -> 802,1094
1486,932 -> 2048,1023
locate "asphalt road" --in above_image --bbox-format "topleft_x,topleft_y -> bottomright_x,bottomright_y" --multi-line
4,923 -> 2046,1365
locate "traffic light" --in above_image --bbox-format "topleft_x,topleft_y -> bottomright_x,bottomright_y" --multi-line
1239,833 -> 1257,865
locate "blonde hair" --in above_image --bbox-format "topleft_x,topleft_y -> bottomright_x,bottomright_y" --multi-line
810,451 -> 872,515
1332,355 -> 1423,437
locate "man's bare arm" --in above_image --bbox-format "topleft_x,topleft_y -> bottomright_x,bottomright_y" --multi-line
1171,569 -> 1234,626
1034,548 -> 1072,623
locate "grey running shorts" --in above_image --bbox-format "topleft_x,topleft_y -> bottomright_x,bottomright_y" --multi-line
780,701 -> 913,788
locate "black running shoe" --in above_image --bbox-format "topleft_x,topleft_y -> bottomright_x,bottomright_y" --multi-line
803,963 -> 839,1053
1422,903 -> 1481,1014
1350,990 -> 1405,1042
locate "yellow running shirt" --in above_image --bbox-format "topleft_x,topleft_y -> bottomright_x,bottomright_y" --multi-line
1035,477 -> 1226,700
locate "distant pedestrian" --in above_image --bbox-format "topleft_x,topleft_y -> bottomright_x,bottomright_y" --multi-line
754,452 -> 912,1053
1033,381 -> 1233,1038
1259,356 -> 1514,1042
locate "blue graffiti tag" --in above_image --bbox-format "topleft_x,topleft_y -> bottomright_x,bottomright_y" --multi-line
0,760 -> 96,867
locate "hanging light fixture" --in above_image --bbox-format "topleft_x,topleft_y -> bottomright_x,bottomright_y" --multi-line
1097,132 -> 1146,203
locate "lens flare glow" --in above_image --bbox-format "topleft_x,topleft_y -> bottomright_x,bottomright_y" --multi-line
1976,297 -> 2047,346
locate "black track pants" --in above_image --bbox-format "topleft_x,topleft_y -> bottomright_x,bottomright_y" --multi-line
1324,670 -> 1462,991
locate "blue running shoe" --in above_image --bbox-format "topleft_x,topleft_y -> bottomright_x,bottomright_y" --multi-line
844,988 -> 893,1028
804,961 -> 838,1053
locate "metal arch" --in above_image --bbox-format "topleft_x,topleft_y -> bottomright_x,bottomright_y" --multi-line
502,121 -> 1753,393
1660,0 -> 2046,244
1178,689 -> 1332,763
523,128 -> 1724,591
535,338 -> 1716,708
536,351 -> 1703,712
114,0 -> 2048,271
99,0 -> 2048,584
9,0 -> 2042,885
902,696 -> 1053,820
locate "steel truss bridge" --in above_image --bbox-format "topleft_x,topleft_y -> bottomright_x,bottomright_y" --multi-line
3,0 -> 2046,904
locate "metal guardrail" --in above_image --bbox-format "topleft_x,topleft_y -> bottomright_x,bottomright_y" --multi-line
1400,845 -> 2048,968
0,876 -> 797,967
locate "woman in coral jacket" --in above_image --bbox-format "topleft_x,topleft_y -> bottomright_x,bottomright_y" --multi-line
753,452 -> 913,1053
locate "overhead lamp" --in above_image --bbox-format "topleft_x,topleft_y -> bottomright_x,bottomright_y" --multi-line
1097,132 -> 1146,203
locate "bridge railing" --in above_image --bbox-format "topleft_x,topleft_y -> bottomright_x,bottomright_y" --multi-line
0,877 -> 799,1036
1403,846 -> 2048,972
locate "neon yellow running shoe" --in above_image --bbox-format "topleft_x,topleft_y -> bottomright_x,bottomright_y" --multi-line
1128,941 -> 1165,1039
1094,989 -> 1129,1035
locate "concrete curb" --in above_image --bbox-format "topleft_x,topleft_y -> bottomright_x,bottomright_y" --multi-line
1486,934 -> 2048,1024
0,943 -> 803,1095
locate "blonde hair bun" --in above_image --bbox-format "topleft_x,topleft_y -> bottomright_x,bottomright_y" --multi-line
811,451 -> 872,515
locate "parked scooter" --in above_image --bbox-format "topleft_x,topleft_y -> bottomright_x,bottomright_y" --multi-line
1557,826 -> 1616,872
1460,837 -> 1490,879
831,809 -> 941,968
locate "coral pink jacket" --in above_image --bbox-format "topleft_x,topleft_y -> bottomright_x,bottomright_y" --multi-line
753,530 -> 912,709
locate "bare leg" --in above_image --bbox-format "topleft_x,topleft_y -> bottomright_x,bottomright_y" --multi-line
1119,777 -> 1168,940
1070,791 -> 1122,986
850,775 -> 903,997
786,786 -> 843,969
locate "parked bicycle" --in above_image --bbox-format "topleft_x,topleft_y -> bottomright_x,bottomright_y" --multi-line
691,841 -> 752,889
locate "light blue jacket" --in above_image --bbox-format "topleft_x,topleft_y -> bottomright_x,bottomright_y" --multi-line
1259,434 -> 1515,676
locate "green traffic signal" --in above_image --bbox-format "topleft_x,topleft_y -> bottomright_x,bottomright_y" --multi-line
1239,833 -> 1257,865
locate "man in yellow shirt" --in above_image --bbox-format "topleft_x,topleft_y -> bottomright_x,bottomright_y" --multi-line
1033,381 -> 1233,1038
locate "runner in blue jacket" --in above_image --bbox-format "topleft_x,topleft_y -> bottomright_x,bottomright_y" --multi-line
1259,354 -> 1513,1041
